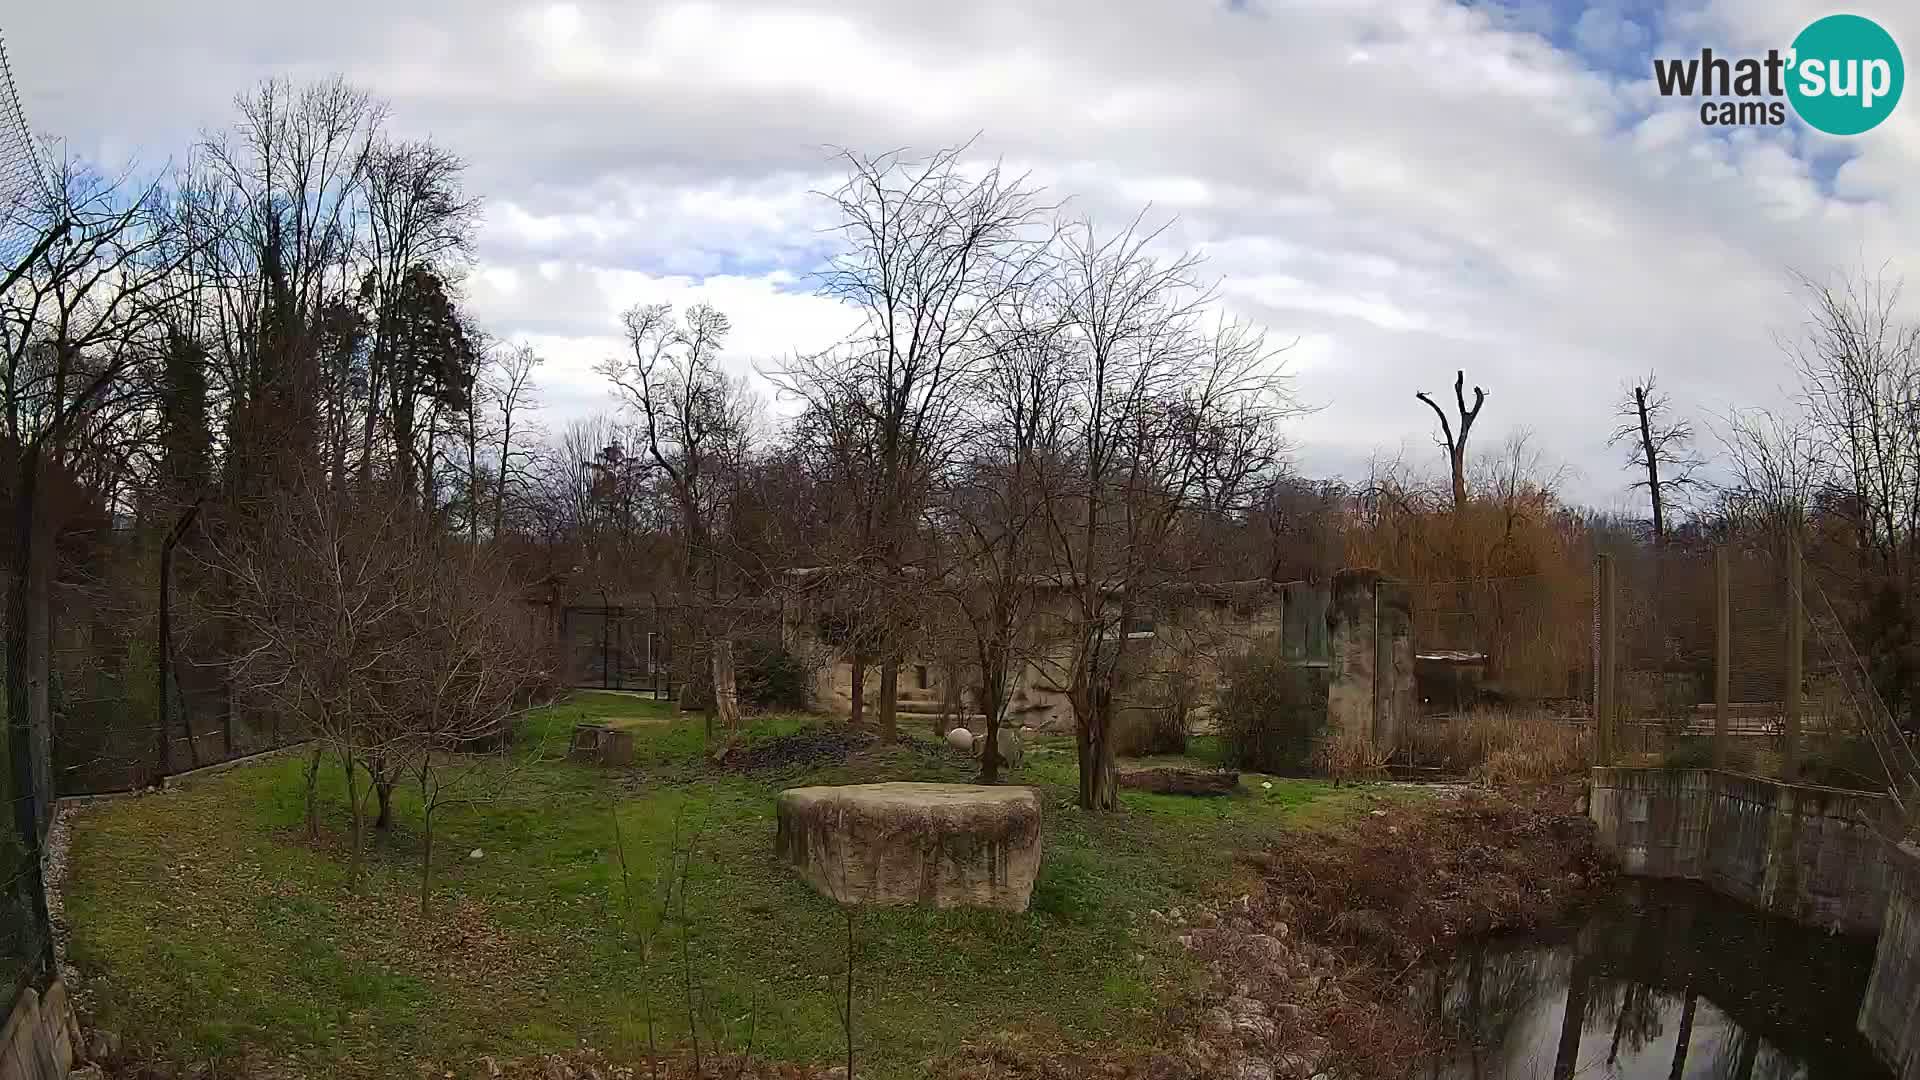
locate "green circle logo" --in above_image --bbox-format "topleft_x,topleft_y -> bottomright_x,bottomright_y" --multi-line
1788,14 -> 1904,135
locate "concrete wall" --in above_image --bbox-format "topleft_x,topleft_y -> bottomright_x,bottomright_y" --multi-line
1591,767 -> 1920,1076
1327,569 -> 1414,753
1589,767 -> 1899,934
1862,842 -> 1920,1080
0,980 -> 78,1080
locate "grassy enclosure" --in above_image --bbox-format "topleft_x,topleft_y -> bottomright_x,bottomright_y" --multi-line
62,692 -> 1380,1078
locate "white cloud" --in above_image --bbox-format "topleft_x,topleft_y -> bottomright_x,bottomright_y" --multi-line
12,0 -> 1920,507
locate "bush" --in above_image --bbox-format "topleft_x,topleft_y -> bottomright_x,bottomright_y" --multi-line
736,639 -> 814,712
1217,648 -> 1326,774
1796,736 -> 1892,791
1113,704 -> 1188,757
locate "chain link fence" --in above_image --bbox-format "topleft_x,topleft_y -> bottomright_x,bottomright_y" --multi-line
0,25 -> 51,1016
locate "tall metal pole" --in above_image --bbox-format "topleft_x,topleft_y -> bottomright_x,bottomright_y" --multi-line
1784,540 -> 1804,779
1714,545 -> 1731,770
1597,554 -> 1617,766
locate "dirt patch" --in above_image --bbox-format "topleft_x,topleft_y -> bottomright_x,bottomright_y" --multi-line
716,726 -> 875,772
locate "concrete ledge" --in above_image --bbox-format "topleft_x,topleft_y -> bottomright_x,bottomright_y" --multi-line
1589,767 -> 1899,934
1861,842 -> 1920,1080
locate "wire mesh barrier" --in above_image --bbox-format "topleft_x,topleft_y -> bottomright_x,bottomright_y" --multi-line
559,605 -> 675,697
1592,542 -> 1920,828
0,26 -> 55,1017
1610,546 -> 1716,760
1409,575 -> 1594,713
0,30 -> 50,272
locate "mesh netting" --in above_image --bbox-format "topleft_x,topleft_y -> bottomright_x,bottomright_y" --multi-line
0,30 -> 50,272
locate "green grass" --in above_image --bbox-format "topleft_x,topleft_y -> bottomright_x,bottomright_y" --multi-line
63,693 -> 1380,1078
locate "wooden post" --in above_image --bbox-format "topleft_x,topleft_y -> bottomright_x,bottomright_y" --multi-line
1784,540 -> 1804,779
1714,545 -> 1731,770
1597,554 -> 1618,766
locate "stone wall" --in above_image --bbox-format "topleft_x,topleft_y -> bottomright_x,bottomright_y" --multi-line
1861,841 -> 1920,1080
0,980 -> 78,1080
1589,767 -> 1899,934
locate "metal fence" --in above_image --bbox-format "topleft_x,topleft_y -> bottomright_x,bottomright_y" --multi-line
0,25 -> 53,1015
559,604 -> 675,697
1598,542 -> 1920,815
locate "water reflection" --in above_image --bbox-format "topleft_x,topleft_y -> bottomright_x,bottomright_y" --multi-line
1419,880 -> 1888,1079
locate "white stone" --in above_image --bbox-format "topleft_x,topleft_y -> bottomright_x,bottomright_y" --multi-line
946,727 -> 975,751
468,848 -> 484,860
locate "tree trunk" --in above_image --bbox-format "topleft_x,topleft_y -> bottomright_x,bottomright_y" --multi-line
979,658 -> 1006,785
1667,991 -> 1696,1080
304,745 -> 323,841
849,652 -> 867,728
1450,445 -> 1468,511
345,748 -> 365,888
938,664 -> 960,738
1076,678 -> 1118,810
711,638 -> 740,738
1635,386 -> 1666,543
156,534 -> 175,781
419,806 -> 435,918
1552,948 -> 1591,1080
877,661 -> 898,744
373,758 -> 396,831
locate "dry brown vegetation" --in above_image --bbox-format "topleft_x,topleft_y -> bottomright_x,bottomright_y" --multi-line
1405,707 -> 1593,785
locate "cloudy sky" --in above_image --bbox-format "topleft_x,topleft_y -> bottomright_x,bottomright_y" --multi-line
11,0 -> 1920,510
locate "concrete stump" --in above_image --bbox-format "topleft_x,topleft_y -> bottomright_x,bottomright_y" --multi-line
774,782 -> 1043,912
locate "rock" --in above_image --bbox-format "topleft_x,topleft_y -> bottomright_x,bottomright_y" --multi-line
84,1028 -> 120,1062
469,848 -> 485,860
945,727 -> 975,751
774,782 -> 1044,911
1119,766 -> 1240,796
481,1056 -> 502,1078
1225,995 -> 1275,1042
68,1068 -> 105,1080
971,726 -> 1024,770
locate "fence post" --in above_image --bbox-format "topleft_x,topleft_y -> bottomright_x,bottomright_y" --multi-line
1596,553 -> 1617,766
1784,539 -> 1804,779
1714,545 -> 1731,770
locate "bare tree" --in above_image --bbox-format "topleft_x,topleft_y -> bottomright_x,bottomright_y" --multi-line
2,157 -> 194,870
487,341 -> 543,541
1713,406 -> 1823,542
1041,216 -> 1296,809
776,144 -> 1051,743
934,281 -> 1070,782
598,302 -> 756,733
1609,374 -> 1701,543
1416,369 -> 1488,511
1784,268 -> 1920,575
